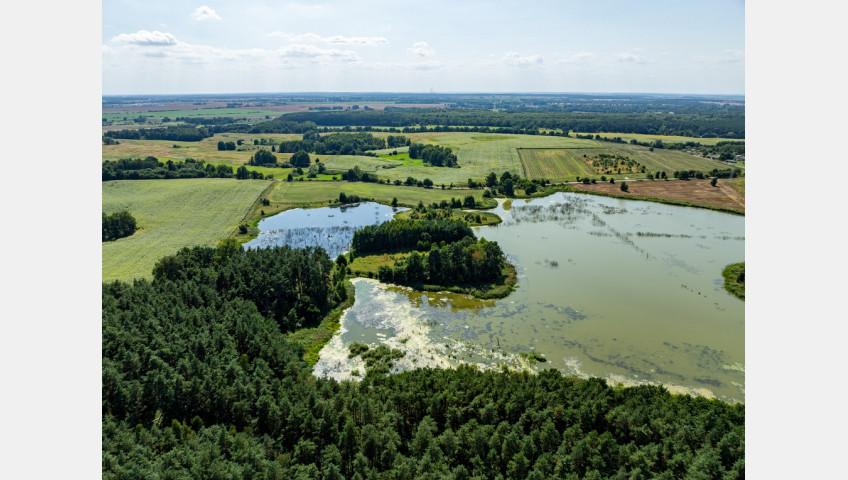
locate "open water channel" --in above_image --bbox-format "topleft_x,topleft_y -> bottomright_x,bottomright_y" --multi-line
254,194 -> 745,402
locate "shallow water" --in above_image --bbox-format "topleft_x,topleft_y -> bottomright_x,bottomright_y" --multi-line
243,202 -> 404,258
315,193 -> 745,402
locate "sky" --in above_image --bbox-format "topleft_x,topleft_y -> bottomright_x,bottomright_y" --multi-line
102,0 -> 745,95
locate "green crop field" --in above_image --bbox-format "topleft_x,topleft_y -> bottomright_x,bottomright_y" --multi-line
264,181 -> 487,209
517,149 -> 596,180
102,178 -> 270,283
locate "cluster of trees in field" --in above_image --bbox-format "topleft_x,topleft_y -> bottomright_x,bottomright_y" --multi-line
408,143 -> 458,167
151,241 -> 346,332
340,165 -> 379,183
277,132 -> 387,155
386,135 -> 410,148
673,169 -> 743,180
102,157 -> 249,180
262,109 -> 744,138
351,218 -> 473,255
217,140 -> 237,150
102,211 -> 136,241
377,236 -> 505,287
102,242 -> 745,478
104,125 -> 213,142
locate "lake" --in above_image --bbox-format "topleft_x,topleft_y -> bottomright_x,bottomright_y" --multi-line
243,202 -> 404,258
313,192 -> 745,402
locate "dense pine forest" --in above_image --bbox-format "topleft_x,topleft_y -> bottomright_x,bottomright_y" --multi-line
102,242 -> 744,479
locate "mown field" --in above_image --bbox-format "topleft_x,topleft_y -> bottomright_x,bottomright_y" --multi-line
261,181 -> 488,211
519,144 -> 730,181
517,148 -> 596,179
102,179 -> 271,283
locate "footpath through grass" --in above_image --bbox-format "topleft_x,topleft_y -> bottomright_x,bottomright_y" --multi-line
102,178 -> 270,283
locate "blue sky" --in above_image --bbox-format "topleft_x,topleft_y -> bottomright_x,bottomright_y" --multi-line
102,0 -> 745,95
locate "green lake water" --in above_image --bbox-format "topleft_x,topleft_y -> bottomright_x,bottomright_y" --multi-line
313,192 -> 745,402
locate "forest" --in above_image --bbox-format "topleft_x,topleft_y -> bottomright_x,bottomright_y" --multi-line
351,218 -> 474,255
102,242 -> 745,479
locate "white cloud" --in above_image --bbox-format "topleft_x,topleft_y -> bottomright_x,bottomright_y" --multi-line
407,41 -> 435,57
269,32 -> 388,46
111,30 -> 178,46
502,52 -> 543,66
192,6 -> 222,21
192,6 -> 221,21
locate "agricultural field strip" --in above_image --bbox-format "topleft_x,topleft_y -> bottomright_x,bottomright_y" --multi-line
265,181 -> 486,207
518,145 -> 729,180
102,179 -> 270,283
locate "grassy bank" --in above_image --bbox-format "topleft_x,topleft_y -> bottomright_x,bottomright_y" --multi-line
722,262 -> 745,300
287,281 -> 356,366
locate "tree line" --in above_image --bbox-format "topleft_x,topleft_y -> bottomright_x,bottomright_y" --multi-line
103,156 -> 271,181
104,125 -> 213,142
103,241 -> 745,478
260,109 -> 744,138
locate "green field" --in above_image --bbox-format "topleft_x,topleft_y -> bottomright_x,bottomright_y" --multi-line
518,144 -> 731,181
104,132 -> 732,187
321,155 -> 402,173
102,178 -> 271,283
517,148 -> 596,180
263,181 -> 488,209
102,133 -> 307,164
103,108 -> 281,123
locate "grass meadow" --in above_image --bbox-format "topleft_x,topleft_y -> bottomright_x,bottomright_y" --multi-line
261,181 -> 488,211
102,179 -> 271,283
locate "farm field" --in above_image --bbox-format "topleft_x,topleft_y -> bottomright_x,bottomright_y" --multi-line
261,181 -> 488,212
517,148 -> 596,180
102,108 -> 281,124
519,144 -> 730,181
321,155 -> 402,173
571,178 -> 745,212
102,133 -> 320,165
102,178 -> 271,283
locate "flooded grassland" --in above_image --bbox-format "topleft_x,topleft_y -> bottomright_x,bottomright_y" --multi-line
312,193 -> 744,402
252,195 -> 744,402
